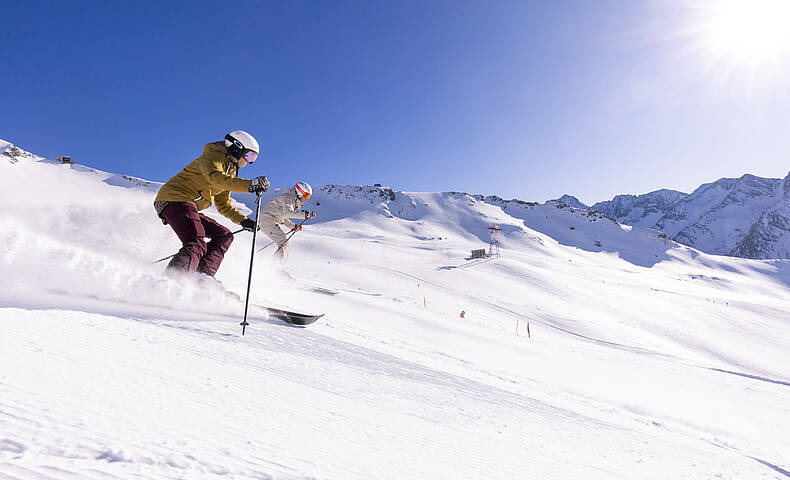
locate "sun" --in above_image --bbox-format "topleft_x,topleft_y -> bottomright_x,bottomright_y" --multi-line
664,0 -> 790,93
696,0 -> 790,61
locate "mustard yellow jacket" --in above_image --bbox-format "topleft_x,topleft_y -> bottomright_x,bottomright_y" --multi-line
154,142 -> 252,224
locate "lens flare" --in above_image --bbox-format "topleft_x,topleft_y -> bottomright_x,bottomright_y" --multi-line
698,0 -> 790,60
657,0 -> 790,95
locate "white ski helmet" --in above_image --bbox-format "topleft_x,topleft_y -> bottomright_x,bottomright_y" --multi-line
294,181 -> 312,200
224,130 -> 260,160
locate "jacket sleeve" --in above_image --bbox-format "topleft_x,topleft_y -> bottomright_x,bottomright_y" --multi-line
283,207 -> 312,228
214,190 -> 247,225
286,209 -> 306,223
198,154 -> 251,193
261,193 -> 297,229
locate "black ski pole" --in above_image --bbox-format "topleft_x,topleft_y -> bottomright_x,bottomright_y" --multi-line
152,228 -> 245,265
241,192 -> 263,335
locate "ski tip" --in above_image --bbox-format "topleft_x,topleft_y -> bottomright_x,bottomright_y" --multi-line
250,304 -> 324,326
275,312 -> 324,326
311,287 -> 341,296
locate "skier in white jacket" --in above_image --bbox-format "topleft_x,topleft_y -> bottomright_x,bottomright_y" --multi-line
259,181 -> 316,261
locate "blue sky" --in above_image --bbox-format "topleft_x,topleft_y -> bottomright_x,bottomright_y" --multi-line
2,0 -> 789,204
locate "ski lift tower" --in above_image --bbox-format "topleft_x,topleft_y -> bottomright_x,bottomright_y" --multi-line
488,224 -> 502,258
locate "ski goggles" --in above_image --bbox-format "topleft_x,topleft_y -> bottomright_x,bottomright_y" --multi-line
243,150 -> 258,164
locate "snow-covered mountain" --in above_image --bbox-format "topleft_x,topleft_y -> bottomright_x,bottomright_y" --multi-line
551,194 -> 588,209
732,178 -> 790,259
591,189 -> 688,228
592,173 -> 790,259
2,140 -> 790,479
1,139 -> 42,163
1,139 -> 161,193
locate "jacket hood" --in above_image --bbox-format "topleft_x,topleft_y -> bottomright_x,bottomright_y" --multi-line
204,141 -> 236,161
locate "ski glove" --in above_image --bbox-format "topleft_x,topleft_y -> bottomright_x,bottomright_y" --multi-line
240,218 -> 259,232
304,210 -> 317,219
249,176 -> 270,193
293,224 -> 303,232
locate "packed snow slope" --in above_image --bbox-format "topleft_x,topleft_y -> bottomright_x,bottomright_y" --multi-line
1,140 -> 790,479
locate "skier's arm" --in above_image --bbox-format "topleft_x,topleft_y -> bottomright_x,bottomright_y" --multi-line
287,209 -> 306,221
214,190 -> 247,224
287,209 -> 316,222
198,155 -> 251,193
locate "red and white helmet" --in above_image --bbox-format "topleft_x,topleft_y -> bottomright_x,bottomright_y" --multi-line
295,181 -> 312,200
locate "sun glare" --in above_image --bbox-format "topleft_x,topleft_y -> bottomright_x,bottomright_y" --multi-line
663,0 -> 790,93
699,0 -> 790,60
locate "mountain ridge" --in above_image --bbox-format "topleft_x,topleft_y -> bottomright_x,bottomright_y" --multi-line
592,172 -> 790,259
3,138 -> 787,259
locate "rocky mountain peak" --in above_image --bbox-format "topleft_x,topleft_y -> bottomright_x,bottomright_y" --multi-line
1,141 -> 41,164
590,173 -> 790,259
553,194 -> 587,209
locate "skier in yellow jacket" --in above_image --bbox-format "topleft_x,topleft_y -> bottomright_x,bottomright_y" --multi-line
154,130 -> 270,278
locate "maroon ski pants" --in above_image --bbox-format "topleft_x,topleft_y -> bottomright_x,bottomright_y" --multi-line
160,202 -> 234,277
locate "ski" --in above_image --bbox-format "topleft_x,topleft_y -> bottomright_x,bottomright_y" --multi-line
45,289 -> 323,329
255,305 -> 324,326
309,286 -> 341,296
191,279 -> 325,326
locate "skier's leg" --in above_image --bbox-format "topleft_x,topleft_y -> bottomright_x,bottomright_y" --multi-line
262,224 -> 289,262
276,241 -> 291,262
160,203 -> 207,273
197,214 -> 234,277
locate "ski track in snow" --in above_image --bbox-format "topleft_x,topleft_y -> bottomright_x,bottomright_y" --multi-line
0,307 -> 778,480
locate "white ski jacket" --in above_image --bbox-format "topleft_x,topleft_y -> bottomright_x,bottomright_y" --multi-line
259,188 -> 307,231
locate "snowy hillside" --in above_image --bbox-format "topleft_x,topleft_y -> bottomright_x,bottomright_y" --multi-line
593,174 -> 790,259
2,140 -> 790,479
